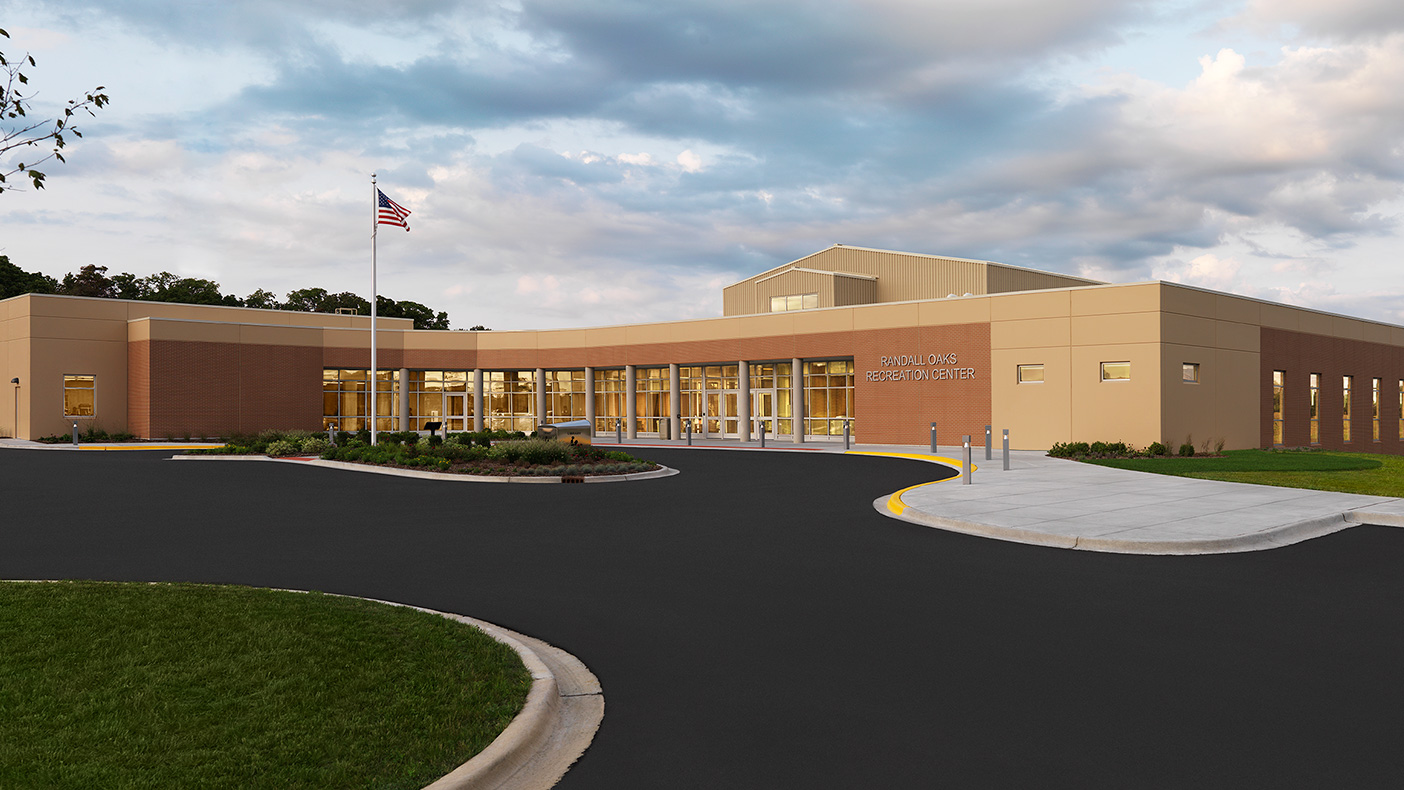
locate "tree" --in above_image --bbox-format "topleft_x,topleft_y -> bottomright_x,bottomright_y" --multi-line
243,288 -> 281,310
1,28 -> 109,193
377,295 -> 450,330
0,255 -> 58,299
59,264 -> 116,298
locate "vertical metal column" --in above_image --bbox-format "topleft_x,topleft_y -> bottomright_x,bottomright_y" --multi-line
759,421 -> 766,448
791,357 -> 804,444
686,419 -> 692,446
985,425 -> 992,460
535,367 -> 547,430
625,365 -> 637,440
930,422 -> 938,454
584,366 -> 595,436
962,435 -> 971,485
844,419 -> 850,450
399,367 -> 410,432
1003,429 -> 1010,470
669,363 -> 681,442
738,360 -> 751,442
472,369 -> 484,432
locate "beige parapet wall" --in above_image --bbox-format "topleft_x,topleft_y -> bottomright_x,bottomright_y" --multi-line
8,275 -> 1404,449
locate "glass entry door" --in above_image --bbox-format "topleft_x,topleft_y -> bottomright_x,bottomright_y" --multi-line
702,389 -> 741,437
445,393 -> 467,431
751,389 -> 777,438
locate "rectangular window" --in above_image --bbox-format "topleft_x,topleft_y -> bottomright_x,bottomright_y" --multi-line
485,370 -> 537,433
543,370 -> 587,424
1310,373 -> 1320,445
594,369 -> 626,433
63,374 -> 96,417
1272,370 -> 1284,446
1343,375 -> 1353,443
1017,364 -> 1044,384
1373,377 -> 1381,441
1100,362 -> 1131,382
769,293 -> 819,312
803,359 -> 855,437
322,369 -> 399,432
1183,363 -> 1199,383
633,367 -> 670,435
407,371 -> 469,431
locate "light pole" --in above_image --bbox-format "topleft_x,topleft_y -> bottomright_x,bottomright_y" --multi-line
10,377 -> 18,440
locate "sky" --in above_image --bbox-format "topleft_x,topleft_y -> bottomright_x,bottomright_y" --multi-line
3,0 -> 1404,330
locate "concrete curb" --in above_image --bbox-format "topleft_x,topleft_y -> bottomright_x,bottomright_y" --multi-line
875,495 -> 1370,555
339,597 -> 604,790
171,453 -> 678,484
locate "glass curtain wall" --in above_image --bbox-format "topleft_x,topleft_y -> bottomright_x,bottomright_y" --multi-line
485,370 -> 537,432
803,360 -> 855,438
408,371 -> 469,431
634,367 -> 670,435
594,369 -> 626,433
543,370 -> 588,424
748,363 -> 793,436
678,365 -> 740,435
323,369 -> 399,431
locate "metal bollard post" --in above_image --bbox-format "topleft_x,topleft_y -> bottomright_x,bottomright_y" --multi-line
72,422 -> 79,445
930,421 -> 938,454
616,419 -> 622,444
759,421 -> 766,448
328,427 -> 336,446
962,435 -> 971,485
1003,429 -> 1010,471
843,419 -> 851,450
985,425 -> 992,460
686,420 -> 692,446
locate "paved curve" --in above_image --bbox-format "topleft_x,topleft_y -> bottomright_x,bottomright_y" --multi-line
5,448 -> 1404,788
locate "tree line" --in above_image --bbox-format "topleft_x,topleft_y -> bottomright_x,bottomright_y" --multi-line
0,256 -> 485,330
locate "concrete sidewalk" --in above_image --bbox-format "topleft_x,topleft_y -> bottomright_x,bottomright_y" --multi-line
880,449 -> 1404,554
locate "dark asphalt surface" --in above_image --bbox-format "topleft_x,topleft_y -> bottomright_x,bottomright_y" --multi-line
4,447 -> 1404,788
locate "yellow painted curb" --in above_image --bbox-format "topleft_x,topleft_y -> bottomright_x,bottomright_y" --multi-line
842,451 -> 969,515
80,444 -> 225,451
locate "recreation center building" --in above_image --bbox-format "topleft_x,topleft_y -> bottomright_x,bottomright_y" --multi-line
4,244 -> 1404,452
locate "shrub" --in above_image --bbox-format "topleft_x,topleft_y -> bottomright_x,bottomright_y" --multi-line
1178,442 -> 1195,457
265,439 -> 299,457
1214,438 -> 1226,454
1147,441 -> 1167,456
301,437 -> 332,455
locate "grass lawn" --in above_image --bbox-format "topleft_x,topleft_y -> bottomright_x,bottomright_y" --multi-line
1083,448 -> 1404,496
0,581 -> 531,790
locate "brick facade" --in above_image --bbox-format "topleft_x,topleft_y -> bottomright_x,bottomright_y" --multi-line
1261,327 -> 1404,452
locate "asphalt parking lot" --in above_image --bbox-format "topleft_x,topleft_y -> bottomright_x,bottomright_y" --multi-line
4,447 -> 1404,788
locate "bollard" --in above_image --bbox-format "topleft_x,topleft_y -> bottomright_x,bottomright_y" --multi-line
72,422 -> 79,446
759,421 -> 766,448
328,427 -> 336,446
686,420 -> 692,446
985,425 -> 992,460
930,421 -> 938,454
616,419 -> 622,444
1002,428 -> 1010,471
962,435 -> 971,485
843,419 -> 851,450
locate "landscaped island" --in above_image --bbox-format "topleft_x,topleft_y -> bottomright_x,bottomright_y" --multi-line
0,581 -> 530,790
189,429 -> 660,477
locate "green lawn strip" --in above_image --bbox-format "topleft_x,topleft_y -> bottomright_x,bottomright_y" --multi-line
1082,449 -> 1404,497
0,581 -> 531,790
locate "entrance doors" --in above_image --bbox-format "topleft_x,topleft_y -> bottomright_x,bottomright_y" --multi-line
445,392 -> 467,431
705,390 -> 741,437
751,388 -> 777,438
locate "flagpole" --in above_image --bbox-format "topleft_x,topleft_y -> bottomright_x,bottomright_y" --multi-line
370,173 -> 378,445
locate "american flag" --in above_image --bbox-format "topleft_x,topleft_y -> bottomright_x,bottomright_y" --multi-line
377,189 -> 411,231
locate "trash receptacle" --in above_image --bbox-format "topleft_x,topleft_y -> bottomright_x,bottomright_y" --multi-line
538,419 -> 592,446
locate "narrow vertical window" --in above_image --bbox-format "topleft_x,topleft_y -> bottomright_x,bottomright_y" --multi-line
1309,373 -> 1320,445
1272,371 -> 1284,446
1373,378 -> 1382,441
1343,375 -> 1353,443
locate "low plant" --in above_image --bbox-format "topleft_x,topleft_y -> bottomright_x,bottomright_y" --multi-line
265,439 -> 299,457
1179,442 -> 1195,457
1147,441 -> 1168,456
301,437 -> 332,455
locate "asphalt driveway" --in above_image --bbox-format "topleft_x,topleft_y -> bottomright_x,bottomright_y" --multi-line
3,447 -> 1404,788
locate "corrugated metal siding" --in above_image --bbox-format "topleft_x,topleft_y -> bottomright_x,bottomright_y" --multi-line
985,264 -> 1098,294
723,246 -> 1102,316
833,275 -> 877,306
755,270 -> 835,309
